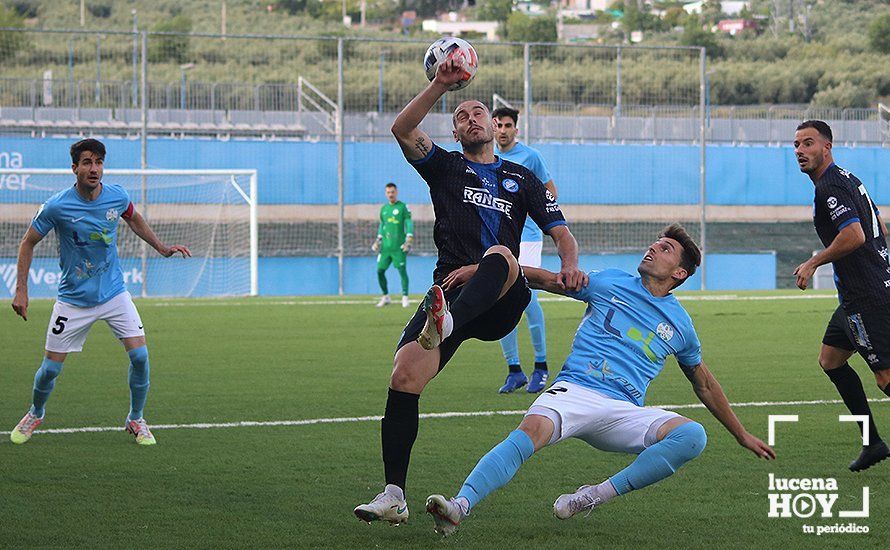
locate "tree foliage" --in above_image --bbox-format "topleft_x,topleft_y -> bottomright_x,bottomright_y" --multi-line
505,12 -> 557,43
148,15 -> 193,64
0,6 -> 27,61
867,13 -> 890,54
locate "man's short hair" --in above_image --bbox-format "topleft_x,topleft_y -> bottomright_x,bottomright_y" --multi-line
385,182 -> 397,189
492,106 -> 519,124
796,120 -> 833,142
661,223 -> 701,288
70,138 -> 106,164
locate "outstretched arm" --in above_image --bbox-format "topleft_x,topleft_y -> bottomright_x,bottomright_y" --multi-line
124,210 -> 191,258
547,225 -> 586,291
12,227 -> 43,321
684,362 -> 775,460
391,58 -> 466,161
522,266 -> 570,296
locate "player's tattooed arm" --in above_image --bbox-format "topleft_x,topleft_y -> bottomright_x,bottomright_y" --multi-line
684,362 -> 776,460
413,135 -> 431,157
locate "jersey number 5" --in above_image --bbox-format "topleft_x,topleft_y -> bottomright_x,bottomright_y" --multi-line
52,316 -> 69,335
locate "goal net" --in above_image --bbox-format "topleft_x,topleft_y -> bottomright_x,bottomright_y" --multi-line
0,168 -> 257,299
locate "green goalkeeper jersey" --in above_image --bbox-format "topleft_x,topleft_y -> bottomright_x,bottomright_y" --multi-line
378,201 -> 414,251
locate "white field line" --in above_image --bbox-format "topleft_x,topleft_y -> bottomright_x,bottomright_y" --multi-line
2,397 -> 886,437
140,293 -> 838,307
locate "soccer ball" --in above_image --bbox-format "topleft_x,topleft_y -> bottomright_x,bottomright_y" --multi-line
423,37 -> 478,92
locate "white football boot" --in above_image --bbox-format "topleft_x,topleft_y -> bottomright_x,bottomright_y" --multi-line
354,485 -> 409,525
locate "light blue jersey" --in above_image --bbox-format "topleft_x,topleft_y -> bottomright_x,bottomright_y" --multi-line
496,141 -> 552,243
31,183 -> 133,308
555,269 -> 702,406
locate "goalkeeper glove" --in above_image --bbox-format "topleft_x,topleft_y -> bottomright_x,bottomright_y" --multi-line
372,236 -> 382,253
401,235 -> 414,253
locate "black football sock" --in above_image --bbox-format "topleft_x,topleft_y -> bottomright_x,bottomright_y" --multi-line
534,361 -> 548,372
825,363 -> 882,445
449,253 -> 510,331
382,388 -> 420,491
508,364 -> 522,374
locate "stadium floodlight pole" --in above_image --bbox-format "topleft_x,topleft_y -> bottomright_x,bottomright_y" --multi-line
523,42 -> 531,143
140,31 -> 149,298
337,37 -> 345,296
699,46 -> 707,291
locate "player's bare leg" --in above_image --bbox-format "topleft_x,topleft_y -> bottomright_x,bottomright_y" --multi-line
355,343 -> 440,524
820,344 -> 888,471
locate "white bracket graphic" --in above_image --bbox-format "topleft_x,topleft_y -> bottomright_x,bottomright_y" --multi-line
838,415 -> 870,446
768,415 -> 799,446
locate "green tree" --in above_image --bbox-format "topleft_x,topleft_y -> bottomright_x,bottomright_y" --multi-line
505,12 -> 557,42
477,0 -> 513,22
867,13 -> 890,54
680,16 -> 724,58
0,6 -> 26,62
148,15 -> 193,64
810,81 -> 871,108
275,0 -> 308,15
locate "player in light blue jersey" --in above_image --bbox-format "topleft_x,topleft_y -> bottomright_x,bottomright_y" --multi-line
424,224 -> 775,536
492,106 -> 558,394
10,139 -> 191,446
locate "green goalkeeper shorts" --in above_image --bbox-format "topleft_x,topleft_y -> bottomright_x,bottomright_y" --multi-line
377,249 -> 407,271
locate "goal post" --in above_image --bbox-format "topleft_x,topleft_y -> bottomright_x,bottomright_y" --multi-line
0,168 -> 258,298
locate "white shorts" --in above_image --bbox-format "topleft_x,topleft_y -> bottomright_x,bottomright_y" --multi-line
45,291 -> 145,353
519,240 -> 543,269
526,381 -> 681,454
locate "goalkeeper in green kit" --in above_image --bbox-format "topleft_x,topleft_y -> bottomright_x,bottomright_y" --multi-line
373,183 -> 414,308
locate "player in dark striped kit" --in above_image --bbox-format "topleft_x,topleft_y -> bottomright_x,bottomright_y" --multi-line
793,120 -> 890,471
354,54 -> 586,525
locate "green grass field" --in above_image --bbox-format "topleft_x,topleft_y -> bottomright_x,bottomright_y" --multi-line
1,292 -> 887,548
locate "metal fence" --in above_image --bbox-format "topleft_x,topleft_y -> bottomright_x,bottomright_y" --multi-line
2,28 -> 868,291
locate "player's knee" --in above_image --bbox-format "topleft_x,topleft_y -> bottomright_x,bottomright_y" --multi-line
484,245 -> 516,265
390,361 -> 425,392
670,421 -> 707,461
127,346 -> 149,370
36,358 -> 64,384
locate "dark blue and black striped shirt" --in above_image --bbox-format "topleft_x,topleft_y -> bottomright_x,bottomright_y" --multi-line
813,163 -> 890,312
409,143 -> 567,283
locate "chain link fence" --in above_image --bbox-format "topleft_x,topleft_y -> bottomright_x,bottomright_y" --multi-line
4,28 -> 878,292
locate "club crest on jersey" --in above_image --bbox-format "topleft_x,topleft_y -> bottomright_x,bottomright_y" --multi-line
502,178 -> 519,193
656,322 -> 674,342
392,208 -> 399,215
106,208 -> 119,222
827,196 -> 838,209
463,187 -> 513,219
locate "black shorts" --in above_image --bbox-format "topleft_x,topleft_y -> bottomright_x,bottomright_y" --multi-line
823,305 -> 890,372
396,273 -> 532,370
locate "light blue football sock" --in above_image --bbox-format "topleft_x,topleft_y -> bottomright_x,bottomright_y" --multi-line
499,327 -> 521,366
457,429 -> 535,510
525,290 -> 547,363
127,346 -> 150,420
609,422 -> 707,495
30,357 -> 64,418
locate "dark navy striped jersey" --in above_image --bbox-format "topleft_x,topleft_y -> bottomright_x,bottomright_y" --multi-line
409,143 -> 567,283
813,163 -> 890,312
